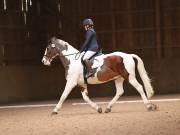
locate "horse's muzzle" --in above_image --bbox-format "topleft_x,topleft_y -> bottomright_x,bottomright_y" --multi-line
42,57 -> 51,66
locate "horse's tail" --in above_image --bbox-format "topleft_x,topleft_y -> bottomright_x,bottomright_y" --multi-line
131,54 -> 154,99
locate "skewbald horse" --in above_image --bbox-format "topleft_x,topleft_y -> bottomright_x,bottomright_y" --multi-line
42,37 -> 157,114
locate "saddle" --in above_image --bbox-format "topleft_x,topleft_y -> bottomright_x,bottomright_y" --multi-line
81,50 -> 103,84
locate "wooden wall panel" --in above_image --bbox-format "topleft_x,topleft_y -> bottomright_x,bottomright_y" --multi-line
0,12 -> 24,25
115,32 -> 130,49
131,30 -> 156,48
131,12 -> 155,29
0,0 -> 63,64
115,13 -> 129,29
0,0 -> 180,103
75,0 -> 180,59
0,0 -> 3,10
113,0 -> 128,11
161,0 -> 180,9
1,0 -> 180,62
1,1 -> 180,55
93,14 -> 113,31
6,0 -> 21,11
91,0 -> 112,13
131,0 -> 155,10
98,33 -> 113,52
161,10 -> 180,27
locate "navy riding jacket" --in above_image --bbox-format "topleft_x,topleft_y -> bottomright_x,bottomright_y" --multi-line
80,28 -> 99,52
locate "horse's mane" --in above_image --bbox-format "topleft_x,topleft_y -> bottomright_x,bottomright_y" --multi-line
54,38 -> 79,53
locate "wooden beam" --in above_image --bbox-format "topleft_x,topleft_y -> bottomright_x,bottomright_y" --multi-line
111,0 -> 116,50
127,0 -> 133,48
155,0 -> 162,59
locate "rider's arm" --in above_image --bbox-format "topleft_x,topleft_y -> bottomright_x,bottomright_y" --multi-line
80,30 -> 94,52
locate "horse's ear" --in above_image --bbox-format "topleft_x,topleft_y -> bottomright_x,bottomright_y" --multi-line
51,36 -> 57,42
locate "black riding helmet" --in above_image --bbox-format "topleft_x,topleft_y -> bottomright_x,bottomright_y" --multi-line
83,18 -> 94,26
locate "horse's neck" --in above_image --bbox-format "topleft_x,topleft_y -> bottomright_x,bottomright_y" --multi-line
63,44 -> 79,56
58,43 -> 79,70
59,55 -> 70,68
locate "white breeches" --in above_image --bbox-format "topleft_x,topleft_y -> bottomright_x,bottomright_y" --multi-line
82,51 -> 96,60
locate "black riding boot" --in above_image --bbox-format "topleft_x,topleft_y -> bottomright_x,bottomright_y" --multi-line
84,59 -> 94,78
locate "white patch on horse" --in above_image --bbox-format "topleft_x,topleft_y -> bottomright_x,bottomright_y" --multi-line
44,48 -> 47,56
91,54 -> 105,69
42,48 -> 50,65
57,39 -> 67,46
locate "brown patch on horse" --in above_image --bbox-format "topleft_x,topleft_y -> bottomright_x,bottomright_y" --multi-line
51,38 -> 70,78
59,55 -> 70,78
97,55 -> 129,81
51,37 -> 68,51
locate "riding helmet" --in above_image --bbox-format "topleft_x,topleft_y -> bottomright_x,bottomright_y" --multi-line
82,18 -> 94,26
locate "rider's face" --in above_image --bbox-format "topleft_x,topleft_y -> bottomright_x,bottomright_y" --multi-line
84,25 -> 89,31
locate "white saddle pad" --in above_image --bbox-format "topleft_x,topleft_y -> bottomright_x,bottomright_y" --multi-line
91,54 -> 105,69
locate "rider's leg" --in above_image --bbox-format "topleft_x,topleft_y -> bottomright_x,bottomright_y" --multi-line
83,51 -> 96,78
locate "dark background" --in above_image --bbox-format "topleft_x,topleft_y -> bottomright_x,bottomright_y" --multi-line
0,0 -> 180,104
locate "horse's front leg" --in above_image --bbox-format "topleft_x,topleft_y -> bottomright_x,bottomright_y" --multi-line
52,79 -> 77,114
81,88 -> 102,113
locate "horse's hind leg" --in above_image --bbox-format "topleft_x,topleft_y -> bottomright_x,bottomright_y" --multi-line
105,78 -> 124,113
129,75 -> 157,111
81,88 -> 102,113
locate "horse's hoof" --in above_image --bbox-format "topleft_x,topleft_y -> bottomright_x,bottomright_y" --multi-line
51,111 -> 58,115
147,103 -> 158,111
105,108 -> 111,113
97,107 -> 102,113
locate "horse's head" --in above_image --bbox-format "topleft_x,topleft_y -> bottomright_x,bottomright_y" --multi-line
42,37 -> 68,66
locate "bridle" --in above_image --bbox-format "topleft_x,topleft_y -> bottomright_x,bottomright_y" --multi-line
43,42 -> 81,61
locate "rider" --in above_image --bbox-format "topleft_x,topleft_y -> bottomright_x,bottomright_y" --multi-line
80,18 -> 100,78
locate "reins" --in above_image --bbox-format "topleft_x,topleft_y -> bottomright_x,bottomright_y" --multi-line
59,52 -> 79,57
44,52 -> 81,60
59,52 -> 81,60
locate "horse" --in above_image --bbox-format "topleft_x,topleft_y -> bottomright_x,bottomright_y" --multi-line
42,37 -> 157,114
